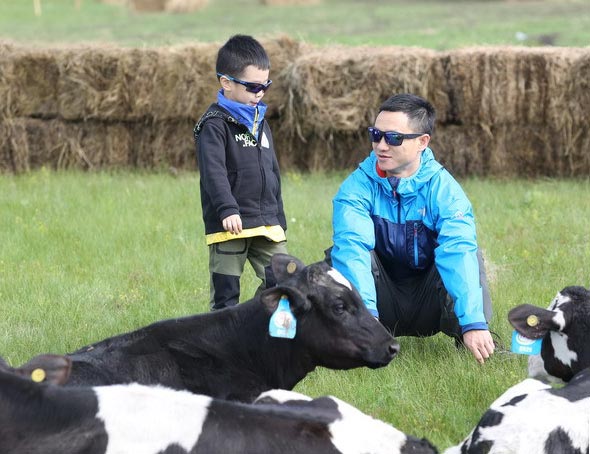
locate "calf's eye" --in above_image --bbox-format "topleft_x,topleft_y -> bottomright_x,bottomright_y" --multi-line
332,303 -> 345,315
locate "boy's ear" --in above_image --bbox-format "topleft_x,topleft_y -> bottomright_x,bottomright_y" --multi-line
219,75 -> 232,92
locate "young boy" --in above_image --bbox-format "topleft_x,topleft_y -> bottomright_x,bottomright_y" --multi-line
193,35 -> 288,310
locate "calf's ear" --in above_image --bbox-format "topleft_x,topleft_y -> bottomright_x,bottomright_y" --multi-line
270,254 -> 305,283
17,354 -> 72,385
260,286 -> 311,315
508,304 -> 561,339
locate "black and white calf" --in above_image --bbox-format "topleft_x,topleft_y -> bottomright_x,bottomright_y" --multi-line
444,285 -> 590,454
443,367 -> 590,454
0,363 -> 438,454
508,285 -> 590,383
256,389 -> 439,454
66,254 -> 399,401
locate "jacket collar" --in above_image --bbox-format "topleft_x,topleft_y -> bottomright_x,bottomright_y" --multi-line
217,89 -> 267,137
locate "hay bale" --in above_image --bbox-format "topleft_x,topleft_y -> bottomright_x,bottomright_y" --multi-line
165,0 -> 208,13
54,43 -> 219,121
131,118 -> 195,169
129,0 -> 167,12
0,48 -> 60,119
280,45 -> 436,151
430,46 -> 587,127
260,0 -> 321,5
0,118 -> 134,172
565,49 -> 590,125
56,45 -> 131,120
0,38 -> 298,122
0,117 -> 199,172
258,36 -> 309,117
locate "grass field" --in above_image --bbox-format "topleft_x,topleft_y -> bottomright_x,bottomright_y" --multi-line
1,0 -> 589,48
1,170 -> 589,449
2,0 -> 590,450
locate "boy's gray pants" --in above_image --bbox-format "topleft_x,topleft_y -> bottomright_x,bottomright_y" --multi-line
209,237 -> 287,310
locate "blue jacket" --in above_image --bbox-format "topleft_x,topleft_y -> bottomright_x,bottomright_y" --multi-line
331,148 -> 488,333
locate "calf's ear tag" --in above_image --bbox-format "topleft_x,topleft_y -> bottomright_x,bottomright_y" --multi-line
286,261 -> 297,274
526,315 -> 539,327
510,330 -> 542,355
31,368 -> 46,383
269,295 -> 297,339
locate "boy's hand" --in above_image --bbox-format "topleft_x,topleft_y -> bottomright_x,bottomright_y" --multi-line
222,214 -> 242,234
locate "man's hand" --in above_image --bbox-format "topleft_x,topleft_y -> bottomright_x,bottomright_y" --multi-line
463,329 -> 495,364
222,214 -> 242,234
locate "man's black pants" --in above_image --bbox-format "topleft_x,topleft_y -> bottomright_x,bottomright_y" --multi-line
324,247 -> 492,339
371,249 -> 492,339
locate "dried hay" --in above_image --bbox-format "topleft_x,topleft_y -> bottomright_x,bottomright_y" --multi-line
260,0 -> 321,5
0,118 -> 195,173
565,49 -> 590,125
131,118 -> 195,169
440,123 -> 590,178
274,121 -> 590,177
165,0 -> 209,13
0,47 -> 60,118
430,46 -> 587,127
280,45 -> 436,145
126,0 -> 208,12
128,0 -> 167,12
1,41 -> 589,176
0,37 -> 302,122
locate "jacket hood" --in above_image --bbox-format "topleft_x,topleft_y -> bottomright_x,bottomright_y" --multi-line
358,148 -> 443,196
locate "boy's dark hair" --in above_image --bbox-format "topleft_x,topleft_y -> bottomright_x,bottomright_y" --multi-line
216,35 -> 270,79
379,93 -> 436,136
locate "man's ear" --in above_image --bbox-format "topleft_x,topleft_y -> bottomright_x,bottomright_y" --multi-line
260,286 -> 310,315
419,133 -> 431,149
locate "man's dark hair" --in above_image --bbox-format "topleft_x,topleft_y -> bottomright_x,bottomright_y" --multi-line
379,93 -> 436,135
216,35 -> 270,79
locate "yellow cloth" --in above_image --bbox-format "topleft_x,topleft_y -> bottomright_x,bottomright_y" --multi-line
206,225 -> 286,246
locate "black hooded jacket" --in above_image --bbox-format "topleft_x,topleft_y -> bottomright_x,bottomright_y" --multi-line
194,103 -> 287,236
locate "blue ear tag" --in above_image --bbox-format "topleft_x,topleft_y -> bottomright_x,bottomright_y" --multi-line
269,295 -> 297,339
510,330 -> 542,355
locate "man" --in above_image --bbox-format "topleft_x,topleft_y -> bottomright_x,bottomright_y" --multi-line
330,93 -> 494,364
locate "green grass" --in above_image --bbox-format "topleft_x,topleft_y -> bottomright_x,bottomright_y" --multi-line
0,0 -> 589,49
1,170 -> 589,449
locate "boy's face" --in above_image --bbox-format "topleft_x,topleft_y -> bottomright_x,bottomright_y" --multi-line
220,65 -> 270,107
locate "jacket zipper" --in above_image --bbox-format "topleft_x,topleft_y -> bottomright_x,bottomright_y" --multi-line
413,222 -> 419,267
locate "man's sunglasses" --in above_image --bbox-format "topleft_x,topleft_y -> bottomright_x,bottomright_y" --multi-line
217,73 -> 272,94
368,127 -> 424,147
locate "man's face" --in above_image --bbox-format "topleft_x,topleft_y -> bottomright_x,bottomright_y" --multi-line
220,65 -> 270,107
372,111 -> 430,178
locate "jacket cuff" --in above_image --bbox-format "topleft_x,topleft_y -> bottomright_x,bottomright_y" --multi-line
461,322 -> 489,334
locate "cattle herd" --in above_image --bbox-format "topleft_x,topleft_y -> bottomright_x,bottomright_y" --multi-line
1,254 -> 589,454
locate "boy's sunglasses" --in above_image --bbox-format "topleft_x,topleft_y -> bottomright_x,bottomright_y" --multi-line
368,127 -> 424,147
217,73 -> 272,94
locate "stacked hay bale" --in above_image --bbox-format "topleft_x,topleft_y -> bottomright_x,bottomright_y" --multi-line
0,37 -> 304,172
260,0 -> 321,5
102,0 -> 209,13
429,47 -> 590,177
276,45 -> 590,176
275,45 -> 437,171
0,39 -> 588,176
